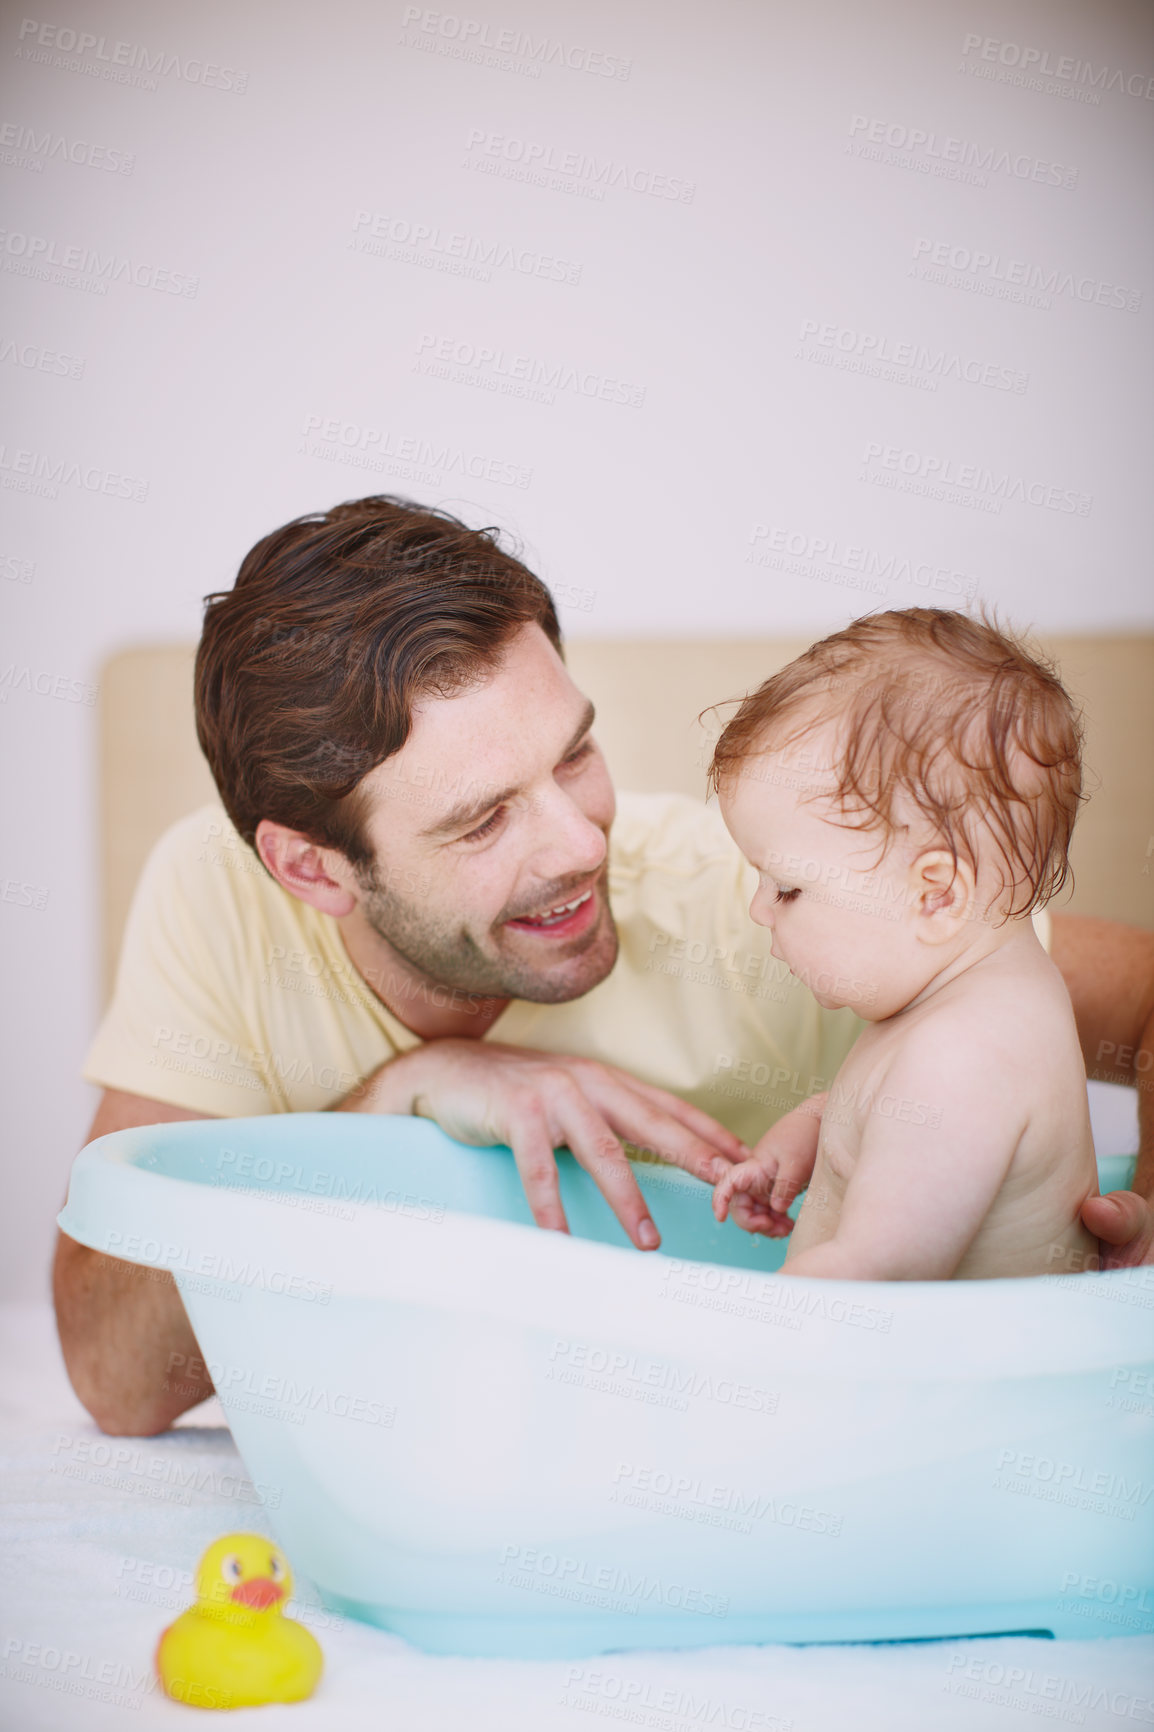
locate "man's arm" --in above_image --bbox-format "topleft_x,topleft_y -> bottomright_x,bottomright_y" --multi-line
54,1090 -> 215,1436
1053,913 -> 1154,1185
1051,913 -> 1154,1266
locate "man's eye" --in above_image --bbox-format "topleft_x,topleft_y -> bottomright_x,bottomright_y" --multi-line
561,739 -> 593,768
461,806 -> 505,843
776,886 -> 801,903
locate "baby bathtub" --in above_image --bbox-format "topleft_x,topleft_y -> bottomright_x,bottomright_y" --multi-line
59,1116 -> 1153,1658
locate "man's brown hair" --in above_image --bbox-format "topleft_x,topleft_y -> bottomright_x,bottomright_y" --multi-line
195,495 -> 561,869
708,607 -> 1085,917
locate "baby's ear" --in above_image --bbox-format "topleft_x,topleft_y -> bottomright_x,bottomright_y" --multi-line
908,849 -> 974,941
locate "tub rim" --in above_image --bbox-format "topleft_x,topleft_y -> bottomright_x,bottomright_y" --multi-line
57,1116 -> 1153,1381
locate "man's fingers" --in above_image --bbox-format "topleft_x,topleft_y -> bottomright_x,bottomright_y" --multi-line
593,1087 -> 749,1186
555,1091 -> 660,1250
590,1071 -> 747,1162
508,1109 -> 569,1236
1082,1189 -> 1149,1244
1081,1189 -> 1154,1267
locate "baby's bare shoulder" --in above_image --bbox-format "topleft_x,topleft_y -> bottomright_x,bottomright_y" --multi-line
889,1018 -> 1014,1120
920,946 -> 1073,1056
887,952 -> 1079,1121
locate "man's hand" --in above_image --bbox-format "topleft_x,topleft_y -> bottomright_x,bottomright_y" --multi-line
339,1040 -> 747,1250
712,1094 -> 825,1238
1081,1191 -> 1154,1269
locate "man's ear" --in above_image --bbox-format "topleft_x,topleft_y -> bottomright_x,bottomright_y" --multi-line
908,848 -> 974,943
254,821 -> 359,917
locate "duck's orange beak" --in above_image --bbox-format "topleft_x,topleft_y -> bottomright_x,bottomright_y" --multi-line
229,1577 -> 284,1610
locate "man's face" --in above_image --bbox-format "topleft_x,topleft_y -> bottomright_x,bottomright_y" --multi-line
348,624 -> 619,1003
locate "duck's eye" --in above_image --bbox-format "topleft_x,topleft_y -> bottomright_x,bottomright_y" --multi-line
269,1554 -> 285,1581
222,1555 -> 243,1583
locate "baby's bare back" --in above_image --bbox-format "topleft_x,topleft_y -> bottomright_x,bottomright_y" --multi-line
788,933 -> 1099,1280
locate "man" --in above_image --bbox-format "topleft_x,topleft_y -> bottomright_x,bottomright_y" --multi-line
55,496 -> 1154,1435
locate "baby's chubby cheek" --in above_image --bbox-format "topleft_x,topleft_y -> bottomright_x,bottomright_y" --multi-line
797,907 -> 904,1006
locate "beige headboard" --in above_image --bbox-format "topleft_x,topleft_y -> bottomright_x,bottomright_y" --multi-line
100,637 -> 1154,995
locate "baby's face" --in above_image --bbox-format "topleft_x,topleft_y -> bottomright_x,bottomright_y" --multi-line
720,748 -> 941,1019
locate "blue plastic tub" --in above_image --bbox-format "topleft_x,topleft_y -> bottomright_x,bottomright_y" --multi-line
59,1116 -> 1153,1656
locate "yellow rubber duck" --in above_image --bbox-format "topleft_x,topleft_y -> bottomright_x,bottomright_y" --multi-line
156,1533 -> 323,1709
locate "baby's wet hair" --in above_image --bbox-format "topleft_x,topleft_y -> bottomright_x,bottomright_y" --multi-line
708,607 -> 1085,917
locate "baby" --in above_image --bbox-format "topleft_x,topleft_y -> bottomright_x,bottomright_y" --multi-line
709,607 -> 1099,1280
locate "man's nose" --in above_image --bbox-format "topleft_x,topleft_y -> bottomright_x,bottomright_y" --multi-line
527,788 -> 607,879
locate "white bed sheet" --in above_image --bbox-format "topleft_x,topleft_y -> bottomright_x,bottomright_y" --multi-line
2,1300 -> 1150,1732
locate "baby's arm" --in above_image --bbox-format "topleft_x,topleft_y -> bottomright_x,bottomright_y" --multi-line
713,1094 -> 826,1236
784,1036 -> 1023,1280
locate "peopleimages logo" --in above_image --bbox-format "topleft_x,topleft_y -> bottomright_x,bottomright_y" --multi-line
49,1433 -> 280,1507
0,1636 -> 156,1709
911,237 -> 1141,314
660,1258 -> 894,1334
0,120 -> 134,174
215,1145 -> 445,1222
413,333 -> 645,408
944,1651 -> 1154,1723
14,18 -> 248,92
746,524 -> 977,602
546,1339 -> 780,1416
961,33 -> 1154,100
0,664 -> 96,705
561,1669 -> 793,1732
400,7 -> 631,80
796,319 -> 1027,394
0,443 -> 148,502
611,1463 -> 843,1539
463,129 -> 695,203
0,337 -> 84,379
1059,1569 -> 1154,1631
495,1545 -> 729,1617
847,114 -> 1077,188
993,1448 -> 1151,1521
0,228 -> 199,297
300,412 -> 533,490
861,442 -> 1092,517
351,208 -> 581,286
102,1230 -> 333,1306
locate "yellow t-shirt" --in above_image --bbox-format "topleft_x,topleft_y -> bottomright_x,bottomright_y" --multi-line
83,794 -> 1051,1146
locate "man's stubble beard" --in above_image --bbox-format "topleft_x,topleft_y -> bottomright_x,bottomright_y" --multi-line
355,861 -> 620,1006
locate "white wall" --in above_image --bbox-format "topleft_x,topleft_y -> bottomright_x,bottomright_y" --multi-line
2,0 -> 1151,1298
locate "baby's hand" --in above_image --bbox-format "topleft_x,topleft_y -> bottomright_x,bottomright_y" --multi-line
711,1096 -> 825,1236
726,1174 -> 797,1237
712,1158 -> 795,1236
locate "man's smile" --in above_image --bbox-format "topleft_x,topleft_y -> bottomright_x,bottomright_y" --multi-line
504,880 -> 601,939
